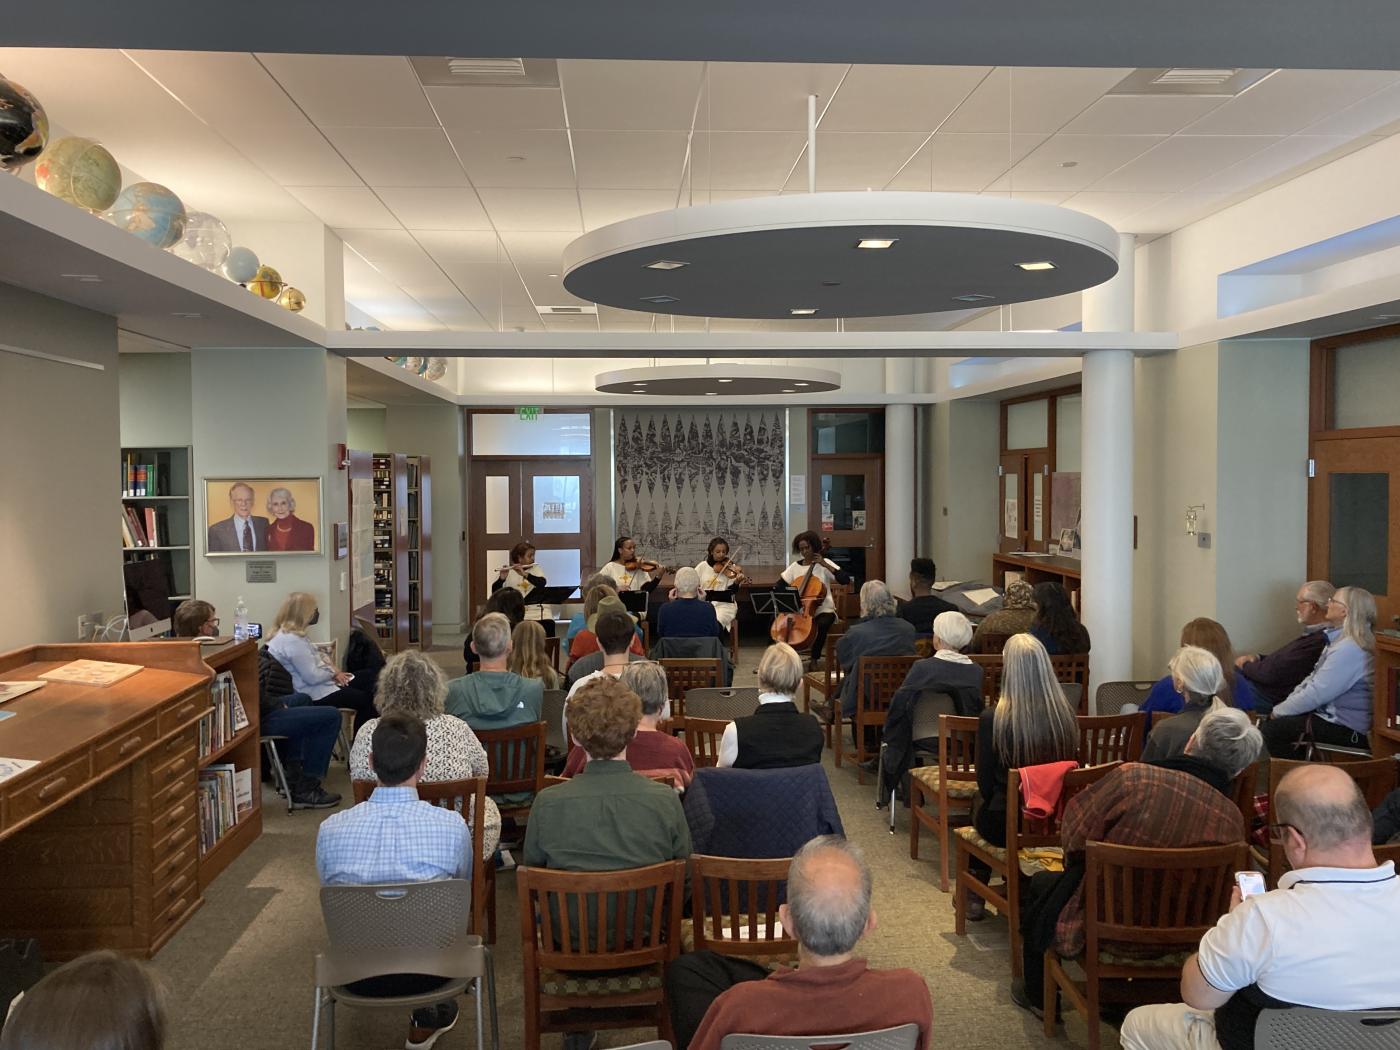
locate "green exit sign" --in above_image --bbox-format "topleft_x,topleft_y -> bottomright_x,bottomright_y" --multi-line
517,406 -> 541,421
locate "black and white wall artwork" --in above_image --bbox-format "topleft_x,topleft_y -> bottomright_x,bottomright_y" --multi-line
614,409 -> 787,567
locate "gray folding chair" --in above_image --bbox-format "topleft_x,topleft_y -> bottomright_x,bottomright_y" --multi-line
880,691 -> 956,832
684,687 -> 762,721
260,735 -> 293,815
541,689 -> 567,756
1093,680 -> 1156,715
311,879 -> 499,1050
1059,682 -> 1083,710
720,1023 -> 920,1049
1256,1007 -> 1400,1049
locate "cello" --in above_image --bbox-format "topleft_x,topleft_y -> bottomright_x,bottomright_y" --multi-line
770,552 -> 830,650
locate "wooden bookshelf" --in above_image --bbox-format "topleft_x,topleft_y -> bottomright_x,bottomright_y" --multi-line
196,640 -> 262,892
370,454 -> 432,652
1371,633 -> 1400,759
406,454 -> 433,650
991,552 -> 1083,609
121,446 -> 194,603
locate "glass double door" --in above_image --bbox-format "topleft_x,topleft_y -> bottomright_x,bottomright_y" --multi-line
1309,435 -> 1400,628
811,456 -> 883,591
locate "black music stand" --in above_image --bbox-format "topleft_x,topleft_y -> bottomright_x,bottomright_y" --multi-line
618,591 -> 649,617
749,589 -> 800,616
525,585 -> 579,607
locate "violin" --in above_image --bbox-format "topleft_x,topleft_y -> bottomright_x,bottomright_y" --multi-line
712,546 -> 749,583
624,557 -> 675,575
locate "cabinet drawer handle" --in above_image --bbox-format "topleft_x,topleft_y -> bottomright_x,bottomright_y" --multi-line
37,776 -> 69,800
165,805 -> 187,827
119,735 -> 145,756
166,896 -> 188,921
165,850 -> 188,873
167,874 -> 189,898
166,759 -> 188,780
174,703 -> 199,722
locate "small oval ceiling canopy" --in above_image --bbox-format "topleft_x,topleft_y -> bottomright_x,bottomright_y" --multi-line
596,363 -> 842,396
564,191 -> 1120,319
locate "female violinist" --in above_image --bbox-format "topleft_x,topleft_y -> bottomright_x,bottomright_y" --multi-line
494,541 -> 545,597
778,530 -> 849,662
601,536 -> 665,592
697,536 -> 747,631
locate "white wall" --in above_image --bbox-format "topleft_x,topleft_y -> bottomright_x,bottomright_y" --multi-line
927,398 -> 999,581
0,285 -> 123,649
119,353 -> 192,447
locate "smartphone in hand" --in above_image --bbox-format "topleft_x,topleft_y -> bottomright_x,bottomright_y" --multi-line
1235,870 -> 1266,900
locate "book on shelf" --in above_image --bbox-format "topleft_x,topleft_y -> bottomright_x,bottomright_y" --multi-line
197,762 -> 241,853
121,451 -> 171,498
198,671 -> 249,757
38,660 -> 143,687
234,768 -> 254,820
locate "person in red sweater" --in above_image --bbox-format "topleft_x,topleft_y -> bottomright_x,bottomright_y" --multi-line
668,836 -> 933,1050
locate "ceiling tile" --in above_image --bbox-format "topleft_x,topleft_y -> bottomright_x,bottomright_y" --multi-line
521,274 -> 592,307
1182,69 -> 1400,137
476,188 -> 583,231
284,186 -> 401,229
1300,80 -> 1400,137
572,130 -> 690,189
785,132 -> 929,191
500,308 -> 547,332
322,127 -> 468,188
1125,192 -> 1230,235
559,59 -> 705,130
689,132 -> 806,191
995,133 -> 1164,191
378,187 -> 493,231
981,190 -> 1074,205
447,128 -> 577,188
820,65 -> 990,132
425,84 -> 566,131
579,189 -> 677,230
400,284 -> 494,329
886,132 -> 1046,191
1062,191 -> 1170,229
256,54 -> 437,128
702,62 -> 848,132
496,231 -> 578,270
1187,135 -> 1356,196
337,228 -> 450,287
542,313 -> 602,331
1062,95 -> 1227,136
1090,135 -> 1281,193
941,67 -> 1133,134
415,230 -> 507,268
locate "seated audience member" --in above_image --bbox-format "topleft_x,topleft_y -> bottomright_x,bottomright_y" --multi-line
968,634 -> 1079,920
1120,764 -> 1400,1050
880,611 -> 984,793
446,612 -> 545,731
667,836 -> 933,1050
833,580 -> 918,719
1373,787 -> 1400,845
462,587 -> 526,669
524,676 -> 690,871
1141,646 -> 1227,762
568,592 -> 644,665
1015,707 -> 1261,1016
1235,579 -> 1335,711
172,598 -> 219,639
896,557 -> 958,635
267,591 -> 376,729
350,649 -> 501,858
1028,581 -> 1091,656
508,620 -> 562,691
254,610 -> 342,809
317,716 -> 471,1050
718,642 -> 823,769
0,950 -> 166,1050
566,609 -> 643,699
1262,586 -> 1375,759
1138,618 -> 1258,715
971,579 -> 1037,653
657,566 -> 726,641
563,660 -> 694,786
345,616 -> 388,701
563,572 -> 616,648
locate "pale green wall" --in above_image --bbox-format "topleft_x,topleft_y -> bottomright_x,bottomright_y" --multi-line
119,353 -> 192,447
346,407 -> 386,452
927,398 -> 999,581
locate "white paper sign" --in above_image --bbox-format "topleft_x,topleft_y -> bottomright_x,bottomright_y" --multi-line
790,474 -> 807,507
350,477 -> 376,611
1004,497 -> 1019,538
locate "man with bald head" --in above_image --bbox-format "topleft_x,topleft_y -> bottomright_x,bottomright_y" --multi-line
668,835 -> 933,1050
1122,764 -> 1400,1050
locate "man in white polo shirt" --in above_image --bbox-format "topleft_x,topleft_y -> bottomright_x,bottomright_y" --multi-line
1121,764 -> 1400,1050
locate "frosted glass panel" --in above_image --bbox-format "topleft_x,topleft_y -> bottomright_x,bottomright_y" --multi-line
485,475 -> 511,534
1003,473 -> 1019,538
472,413 -> 591,455
481,549 -> 510,608
1006,399 -> 1048,449
533,475 -> 581,534
1055,394 -> 1082,472
534,549 -> 582,591
1335,341 -> 1400,428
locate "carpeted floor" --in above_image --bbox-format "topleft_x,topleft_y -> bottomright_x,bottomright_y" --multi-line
152,638 -> 1115,1050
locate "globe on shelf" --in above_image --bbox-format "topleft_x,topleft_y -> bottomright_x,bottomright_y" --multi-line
277,285 -> 306,312
247,264 -> 283,299
403,356 -> 426,375
0,75 -> 48,173
169,210 -> 231,271
105,181 -> 186,248
223,245 -> 258,284
33,136 -> 120,211
423,358 -> 448,381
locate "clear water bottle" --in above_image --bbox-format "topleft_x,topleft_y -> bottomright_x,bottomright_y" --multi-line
233,596 -> 249,642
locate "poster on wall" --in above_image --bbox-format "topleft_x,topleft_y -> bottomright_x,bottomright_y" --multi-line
1050,472 -> 1082,559
350,477 -> 375,609
1032,474 -> 1044,542
202,477 -> 321,556
1003,496 -> 1019,539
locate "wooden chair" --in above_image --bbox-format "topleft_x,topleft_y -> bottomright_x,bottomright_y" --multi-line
728,619 -> 740,669
954,763 -> 1121,978
1374,841 -> 1400,867
544,771 -> 674,788
801,623 -> 847,714
671,716 -> 729,769
968,654 -> 1005,707
690,855 -> 797,964
517,859 -> 684,1050
477,722 -> 548,826
909,713 -> 979,891
1051,654 -> 1091,713
659,658 -> 724,715
1076,712 -> 1147,766
683,687 -> 761,721
544,635 -> 562,673
1044,841 -> 1248,1050
1093,680 -> 1157,716
718,1025 -> 920,1049
849,654 -> 920,781
1261,756 -> 1396,884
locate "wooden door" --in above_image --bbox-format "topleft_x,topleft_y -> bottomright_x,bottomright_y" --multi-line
1309,434 -> 1400,628
811,456 -> 883,589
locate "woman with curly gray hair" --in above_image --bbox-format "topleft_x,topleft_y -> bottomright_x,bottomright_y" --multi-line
349,649 -> 501,857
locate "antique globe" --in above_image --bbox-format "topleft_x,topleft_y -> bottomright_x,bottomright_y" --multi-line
0,75 -> 48,173
247,264 -> 283,299
277,285 -> 306,312
423,358 -> 448,381
224,246 -> 259,284
105,182 -> 187,249
33,137 -> 120,211
169,210 -> 231,271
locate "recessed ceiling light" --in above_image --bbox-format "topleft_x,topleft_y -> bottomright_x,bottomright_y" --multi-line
794,382 -> 810,387
781,388 -> 796,393
705,391 -> 719,396
821,280 -> 842,287
61,273 -> 102,282
1018,260 -> 1057,271
717,378 -> 734,383
953,293 -> 995,302
1059,161 -> 1079,169
640,295 -> 679,304
1373,314 -> 1400,321
856,238 -> 898,250
171,312 -> 202,319
507,155 -> 526,162
547,273 -> 559,278
645,259 -> 689,270
790,307 -> 818,316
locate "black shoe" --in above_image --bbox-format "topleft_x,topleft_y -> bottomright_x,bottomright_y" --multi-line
859,758 -> 879,774
1010,978 -> 1044,1020
290,782 -> 342,809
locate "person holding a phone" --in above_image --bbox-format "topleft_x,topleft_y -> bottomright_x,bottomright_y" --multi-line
1122,763 -> 1400,1050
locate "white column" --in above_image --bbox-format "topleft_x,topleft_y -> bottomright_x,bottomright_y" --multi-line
884,358 -> 916,598
1080,233 -> 1136,683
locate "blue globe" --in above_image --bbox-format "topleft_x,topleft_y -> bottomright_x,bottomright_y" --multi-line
106,182 -> 186,249
224,246 -> 259,283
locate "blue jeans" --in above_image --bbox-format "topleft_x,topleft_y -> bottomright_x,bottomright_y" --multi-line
263,701 -> 340,779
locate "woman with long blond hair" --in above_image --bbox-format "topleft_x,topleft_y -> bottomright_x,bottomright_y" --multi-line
267,590 -> 375,728
509,620 -> 562,690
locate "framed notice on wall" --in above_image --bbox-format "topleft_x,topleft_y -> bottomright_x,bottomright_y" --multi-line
350,477 -> 375,609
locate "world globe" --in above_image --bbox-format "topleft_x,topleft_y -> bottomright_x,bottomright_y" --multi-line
106,182 -> 187,249
0,75 -> 48,173
33,137 -> 120,211
277,285 -> 306,312
224,246 -> 259,284
169,210 -> 231,271
247,264 -> 283,299
423,358 -> 448,381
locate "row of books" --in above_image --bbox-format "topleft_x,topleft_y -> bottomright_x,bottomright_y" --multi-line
197,764 -> 254,854
121,504 -> 172,548
198,671 -> 251,758
121,453 -> 171,497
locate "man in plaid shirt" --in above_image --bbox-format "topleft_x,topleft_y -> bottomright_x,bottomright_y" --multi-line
317,715 -> 472,1050
1013,707 -> 1262,1017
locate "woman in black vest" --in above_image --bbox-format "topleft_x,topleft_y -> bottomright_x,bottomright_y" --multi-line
718,642 -> 824,769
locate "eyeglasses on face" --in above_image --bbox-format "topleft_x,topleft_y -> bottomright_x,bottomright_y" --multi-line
1326,598 -> 1348,611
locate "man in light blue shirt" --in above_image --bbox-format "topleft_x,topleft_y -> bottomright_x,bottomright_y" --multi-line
316,715 -> 471,1050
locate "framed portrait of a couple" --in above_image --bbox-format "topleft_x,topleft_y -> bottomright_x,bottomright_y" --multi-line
203,477 -> 322,556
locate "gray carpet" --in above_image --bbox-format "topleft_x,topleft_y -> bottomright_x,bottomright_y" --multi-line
152,639 -> 1114,1049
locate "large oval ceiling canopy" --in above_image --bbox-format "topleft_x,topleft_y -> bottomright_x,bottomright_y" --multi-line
563,192 -> 1120,319
596,363 -> 841,396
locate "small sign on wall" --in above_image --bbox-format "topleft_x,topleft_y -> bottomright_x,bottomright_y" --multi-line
246,560 -> 277,584
517,405 -> 542,421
